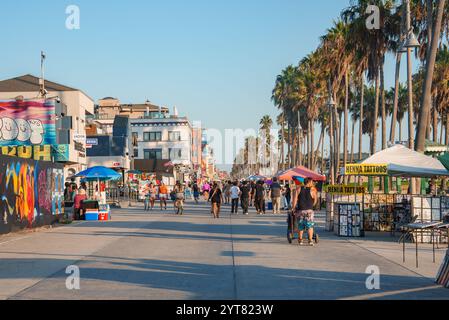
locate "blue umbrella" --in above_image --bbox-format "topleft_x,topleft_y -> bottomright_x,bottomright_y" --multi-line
75,166 -> 122,181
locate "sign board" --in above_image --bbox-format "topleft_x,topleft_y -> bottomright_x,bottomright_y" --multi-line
345,164 -> 388,176
112,162 -> 121,168
0,99 -> 56,146
86,138 -> 98,146
73,134 -> 86,142
326,185 -> 366,195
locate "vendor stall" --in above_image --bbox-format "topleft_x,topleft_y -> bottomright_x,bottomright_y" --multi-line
75,166 -> 120,221
330,145 -> 449,236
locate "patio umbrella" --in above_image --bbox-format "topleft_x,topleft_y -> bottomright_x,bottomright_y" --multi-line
292,176 -> 305,186
277,166 -> 326,181
75,166 -> 122,181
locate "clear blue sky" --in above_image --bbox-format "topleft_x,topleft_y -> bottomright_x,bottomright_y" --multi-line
0,0 -> 417,168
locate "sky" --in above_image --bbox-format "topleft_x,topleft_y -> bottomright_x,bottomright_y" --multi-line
0,0 -> 420,170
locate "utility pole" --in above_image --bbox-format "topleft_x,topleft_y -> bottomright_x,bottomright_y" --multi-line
39,51 -> 47,98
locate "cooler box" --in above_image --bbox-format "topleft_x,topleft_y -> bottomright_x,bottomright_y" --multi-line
267,201 -> 273,210
98,204 -> 111,221
98,212 -> 109,221
85,209 -> 99,221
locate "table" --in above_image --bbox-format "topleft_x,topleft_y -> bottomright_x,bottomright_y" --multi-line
401,221 -> 442,268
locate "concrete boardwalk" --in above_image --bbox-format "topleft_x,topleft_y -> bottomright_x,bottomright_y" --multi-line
0,201 -> 448,300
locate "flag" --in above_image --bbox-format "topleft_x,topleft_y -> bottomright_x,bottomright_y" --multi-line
292,176 -> 305,186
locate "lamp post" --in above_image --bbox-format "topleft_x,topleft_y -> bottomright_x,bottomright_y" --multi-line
327,83 -> 336,185
401,0 -> 421,194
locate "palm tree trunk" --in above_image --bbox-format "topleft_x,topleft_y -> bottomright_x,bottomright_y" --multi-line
310,120 -> 315,170
287,124 -> 291,168
333,99 -> 340,179
399,119 -> 403,142
433,106 -> 438,142
350,119 -> 355,163
416,0 -> 446,153
372,71 -> 380,155
381,66 -> 387,150
390,55 -> 402,143
281,118 -> 285,170
446,112 -> 449,145
359,77 -> 364,161
343,71 -> 349,171
329,105 -> 335,184
314,125 -> 324,170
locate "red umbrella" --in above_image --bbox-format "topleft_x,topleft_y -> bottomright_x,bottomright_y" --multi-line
277,166 -> 325,181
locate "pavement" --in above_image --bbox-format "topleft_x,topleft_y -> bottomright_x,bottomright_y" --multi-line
0,200 -> 448,300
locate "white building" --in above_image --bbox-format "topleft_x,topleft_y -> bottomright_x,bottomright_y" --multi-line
131,116 -> 193,167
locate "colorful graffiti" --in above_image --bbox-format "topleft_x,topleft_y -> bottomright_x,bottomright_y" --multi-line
0,144 -> 70,162
0,155 -> 64,235
0,99 -> 56,146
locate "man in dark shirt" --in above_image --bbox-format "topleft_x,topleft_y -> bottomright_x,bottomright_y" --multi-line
240,181 -> 250,215
254,181 -> 266,215
270,177 -> 282,214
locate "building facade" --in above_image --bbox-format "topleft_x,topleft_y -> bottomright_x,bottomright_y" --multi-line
0,74 -> 94,178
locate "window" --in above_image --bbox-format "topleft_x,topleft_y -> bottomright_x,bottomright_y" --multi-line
169,148 -> 182,160
144,132 -> 162,142
132,132 -> 139,146
144,149 -> 162,160
133,148 -> 139,158
169,131 -> 181,141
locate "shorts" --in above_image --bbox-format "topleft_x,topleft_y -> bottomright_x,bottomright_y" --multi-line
159,194 -> 168,200
294,209 -> 315,231
298,219 -> 315,231
176,193 -> 185,200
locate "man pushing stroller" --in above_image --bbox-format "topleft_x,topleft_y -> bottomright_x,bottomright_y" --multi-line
292,178 -> 318,246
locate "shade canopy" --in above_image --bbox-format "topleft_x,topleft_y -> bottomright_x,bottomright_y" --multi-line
276,166 -> 326,182
438,153 -> 449,172
359,145 -> 449,178
75,166 -> 122,181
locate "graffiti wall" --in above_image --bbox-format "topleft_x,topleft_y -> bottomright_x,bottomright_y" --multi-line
0,155 -> 64,235
0,99 -> 56,146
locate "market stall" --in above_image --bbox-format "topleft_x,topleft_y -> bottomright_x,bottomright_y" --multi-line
329,145 -> 449,236
75,166 -> 121,221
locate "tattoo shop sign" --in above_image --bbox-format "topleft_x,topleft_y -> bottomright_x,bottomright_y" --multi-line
325,185 -> 366,195
345,164 -> 388,176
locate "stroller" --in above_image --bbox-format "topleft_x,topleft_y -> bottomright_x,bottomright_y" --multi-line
287,211 -> 319,245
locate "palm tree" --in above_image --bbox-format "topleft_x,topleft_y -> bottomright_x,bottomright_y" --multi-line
260,115 -> 273,168
416,0 -> 447,153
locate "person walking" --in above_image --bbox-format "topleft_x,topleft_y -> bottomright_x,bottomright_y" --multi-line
202,181 -> 211,201
230,181 -> 241,214
147,183 -> 157,210
292,178 -> 318,246
73,188 -> 87,220
240,181 -> 250,215
174,181 -> 185,215
254,180 -> 266,215
284,184 -> 291,210
193,182 -> 200,204
269,177 -> 282,214
249,181 -> 256,207
209,183 -> 224,219
159,182 -> 169,210
224,181 -> 232,205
